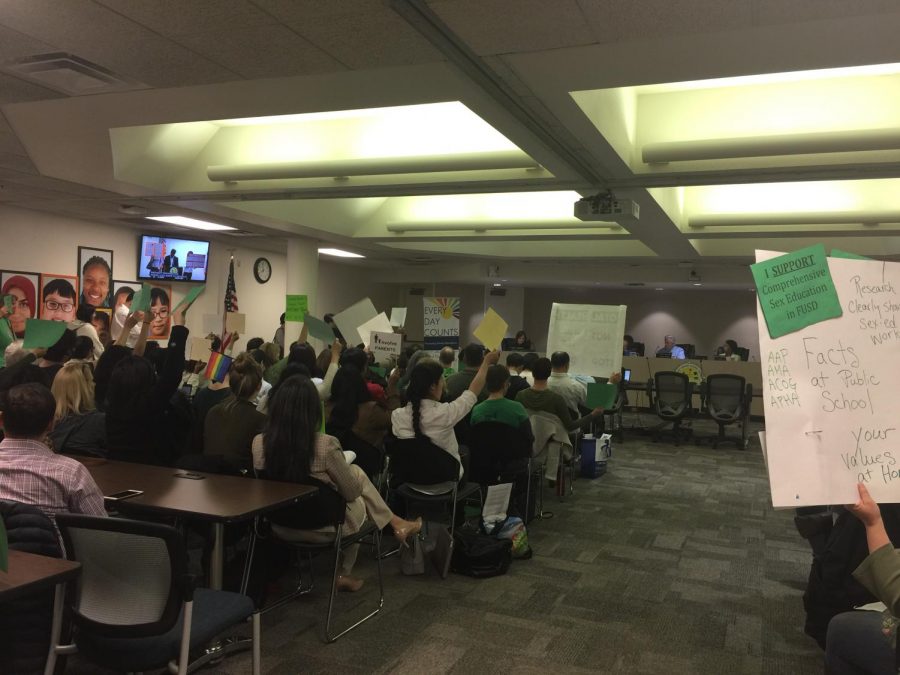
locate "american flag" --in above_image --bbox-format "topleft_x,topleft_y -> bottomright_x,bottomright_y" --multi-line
224,256 -> 238,312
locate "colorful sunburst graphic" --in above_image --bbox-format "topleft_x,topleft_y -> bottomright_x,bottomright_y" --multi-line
435,297 -> 461,320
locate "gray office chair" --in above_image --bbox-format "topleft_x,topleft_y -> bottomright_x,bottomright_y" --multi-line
700,374 -> 752,449
647,371 -> 693,445
52,514 -> 260,675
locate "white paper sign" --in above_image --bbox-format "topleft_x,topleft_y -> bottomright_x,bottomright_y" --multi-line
201,313 -> 220,335
189,336 -> 212,360
224,312 -> 246,334
546,303 -> 626,377
370,331 -> 401,363
333,298 -> 378,347
756,251 -> 900,507
389,306 -> 408,328
356,312 -> 394,348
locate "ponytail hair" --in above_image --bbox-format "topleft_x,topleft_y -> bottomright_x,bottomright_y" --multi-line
405,359 -> 443,440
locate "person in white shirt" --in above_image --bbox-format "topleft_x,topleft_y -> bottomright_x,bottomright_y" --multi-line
547,351 -> 587,414
391,350 -> 500,477
110,290 -> 143,348
658,335 -> 686,360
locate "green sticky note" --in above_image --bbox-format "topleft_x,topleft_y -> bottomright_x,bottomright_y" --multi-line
586,382 -> 618,409
23,318 -> 67,349
130,284 -> 153,313
751,244 -> 843,339
173,285 -> 205,313
370,366 -> 386,378
0,517 -> 6,573
2,295 -> 12,314
831,249 -> 873,261
285,295 -> 308,323
304,314 -> 335,343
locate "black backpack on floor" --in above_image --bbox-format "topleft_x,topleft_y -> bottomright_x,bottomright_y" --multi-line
451,530 -> 512,578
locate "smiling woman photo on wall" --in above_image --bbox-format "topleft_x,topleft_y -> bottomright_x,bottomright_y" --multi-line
78,247 -> 113,308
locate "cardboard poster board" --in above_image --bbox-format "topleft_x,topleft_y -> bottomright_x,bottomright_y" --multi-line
546,303 -> 626,377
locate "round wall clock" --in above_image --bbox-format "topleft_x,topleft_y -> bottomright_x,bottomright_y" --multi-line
253,257 -> 272,284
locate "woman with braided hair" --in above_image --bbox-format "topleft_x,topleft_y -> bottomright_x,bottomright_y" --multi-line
391,349 -> 500,478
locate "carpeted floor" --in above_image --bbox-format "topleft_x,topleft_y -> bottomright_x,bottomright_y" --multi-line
68,416 -> 824,674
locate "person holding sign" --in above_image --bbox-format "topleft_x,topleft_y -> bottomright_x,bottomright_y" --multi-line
826,483 -> 900,675
392,350 -> 501,478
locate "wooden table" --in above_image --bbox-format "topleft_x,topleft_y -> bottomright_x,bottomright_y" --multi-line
0,550 -> 81,675
83,459 -> 316,589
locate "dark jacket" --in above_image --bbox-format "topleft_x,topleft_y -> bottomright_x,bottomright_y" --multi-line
48,411 -> 107,457
0,499 -> 63,675
505,374 -> 530,401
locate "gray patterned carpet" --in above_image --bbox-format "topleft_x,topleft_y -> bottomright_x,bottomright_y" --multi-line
69,416 -> 824,674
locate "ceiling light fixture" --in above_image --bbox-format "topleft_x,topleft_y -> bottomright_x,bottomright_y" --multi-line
386,222 -> 621,233
318,248 -> 365,259
147,216 -> 237,231
690,211 -> 896,228
207,151 -> 539,182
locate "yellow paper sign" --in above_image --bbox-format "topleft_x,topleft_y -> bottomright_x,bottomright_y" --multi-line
473,307 -> 508,351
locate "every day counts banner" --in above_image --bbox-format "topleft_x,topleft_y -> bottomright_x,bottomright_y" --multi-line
754,246 -> 900,507
423,297 -> 460,350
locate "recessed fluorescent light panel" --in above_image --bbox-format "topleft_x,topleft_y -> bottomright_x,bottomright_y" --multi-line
318,248 -> 365,258
148,216 -> 236,231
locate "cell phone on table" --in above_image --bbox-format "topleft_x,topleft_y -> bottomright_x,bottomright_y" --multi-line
105,489 -> 143,501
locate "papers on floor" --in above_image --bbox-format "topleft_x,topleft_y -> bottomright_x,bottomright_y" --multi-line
481,483 -> 512,529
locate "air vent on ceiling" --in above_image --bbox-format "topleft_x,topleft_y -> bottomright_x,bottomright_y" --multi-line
489,288 -> 507,296
1,53 -> 147,96
403,256 -> 440,265
408,288 -> 425,296
625,282 -> 645,286
222,230 -> 263,238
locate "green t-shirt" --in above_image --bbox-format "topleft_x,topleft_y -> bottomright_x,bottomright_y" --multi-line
470,397 -> 529,429
442,366 -> 455,379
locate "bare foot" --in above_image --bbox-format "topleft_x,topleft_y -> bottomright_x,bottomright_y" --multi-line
336,575 -> 364,592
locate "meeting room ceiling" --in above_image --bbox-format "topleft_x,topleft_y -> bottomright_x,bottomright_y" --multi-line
3,0 -> 900,287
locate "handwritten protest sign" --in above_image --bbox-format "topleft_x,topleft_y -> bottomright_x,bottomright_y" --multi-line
546,303 -> 626,377
751,243 -> 842,338
756,251 -> 900,506
285,295 -> 308,323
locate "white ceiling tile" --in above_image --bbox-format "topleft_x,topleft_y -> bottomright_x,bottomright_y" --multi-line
428,0 -> 595,55
753,0 -> 900,26
93,0 -> 276,36
0,24 -> 55,62
0,73 -> 62,103
172,24 -> 345,78
577,0 -> 754,43
0,0 -> 239,86
0,153 -> 37,174
253,0 -> 444,68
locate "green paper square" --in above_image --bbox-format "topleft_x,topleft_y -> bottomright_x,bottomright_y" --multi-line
173,285 -> 205,313
751,244 -> 843,339
2,295 -> 12,314
304,314 -> 335,343
130,284 -> 153,313
23,318 -> 67,349
830,249 -> 872,261
370,366 -> 386,378
586,382 -> 618,409
285,295 -> 308,322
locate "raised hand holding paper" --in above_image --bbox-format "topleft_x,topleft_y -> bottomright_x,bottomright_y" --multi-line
130,284 -> 153,313
356,312 -> 393,347
751,243 -> 842,339
172,284 -> 205,313
285,295 -> 308,322
473,307 -> 508,351
303,314 -> 336,343
586,382 -> 618,409
23,318 -> 67,349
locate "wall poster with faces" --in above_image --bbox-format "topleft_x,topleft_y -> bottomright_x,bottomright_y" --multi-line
39,274 -> 79,323
1,270 -> 39,337
146,283 -> 172,341
78,246 -> 113,309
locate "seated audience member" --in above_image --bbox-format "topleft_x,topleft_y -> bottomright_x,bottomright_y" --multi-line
289,339 -> 341,399
92,344 -> 133,410
826,483 -> 900,674
105,306 -> 188,466
3,340 -> 26,369
471,365 -> 532,438
273,313 -> 286,358
48,362 -> 106,457
92,310 -> 111,347
110,290 -> 143,347
253,375 -> 422,591
326,364 -> 400,453
179,359 -> 203,397
516,357 -> 610,431
657,335 -> 686,359
623,334 -> 636,356
445,343 -> 486,401
69,335 -> 96,365
513,330 -> 532,351
505,352 -> 530,400
203,354 -> 266,473
68,303 -> 104,360
439,347 -> 456,379
722,339 -> 741,361
392,351 -> 500,476
547,351 -> 588,414
341,347 -> 386,403
246,337 -> 264,351
190,366 -> 234,449
397,348 -> 428,397
0,383 -> 106,518
520,352 -> 539,386
248,349 -> 274,403
37,328 -> 77,384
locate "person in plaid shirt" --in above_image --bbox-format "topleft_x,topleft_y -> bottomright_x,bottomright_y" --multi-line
0,383 -> 106,519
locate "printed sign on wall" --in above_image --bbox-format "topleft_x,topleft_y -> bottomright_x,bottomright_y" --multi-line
423,297 -> 460,350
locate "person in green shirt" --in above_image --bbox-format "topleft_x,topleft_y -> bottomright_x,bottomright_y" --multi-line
516,357 -> 607,431
439,346 -> 456,379
471,365 -> 532,438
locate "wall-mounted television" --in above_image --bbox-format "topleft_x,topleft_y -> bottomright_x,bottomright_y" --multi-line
137,235 -> 209,282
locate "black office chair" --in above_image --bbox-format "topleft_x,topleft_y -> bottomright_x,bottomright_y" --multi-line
676,343 -> 696,359
599,376 -> 627,442
736,347 -> 750,362
700,374 -> 753,450
52,514 -> 260,675
259,477 -> 384,643
467,422 -> 533,518
631,341 -> 645,356
334,429 -> 384,483
647,371 -> 693,445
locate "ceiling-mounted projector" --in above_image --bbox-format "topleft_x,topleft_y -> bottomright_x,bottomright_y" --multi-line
574,193 -> 640,222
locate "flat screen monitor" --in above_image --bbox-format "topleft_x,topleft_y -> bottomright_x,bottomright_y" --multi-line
138,235 -> 209,282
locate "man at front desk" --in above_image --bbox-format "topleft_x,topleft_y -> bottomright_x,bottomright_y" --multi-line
656,335 -> 685,360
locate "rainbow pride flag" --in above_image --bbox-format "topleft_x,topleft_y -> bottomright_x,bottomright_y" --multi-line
204,352 -> 233,383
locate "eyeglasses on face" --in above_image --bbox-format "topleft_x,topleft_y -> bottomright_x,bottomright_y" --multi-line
150,308 -> 170,319
44,300 -> 74,312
